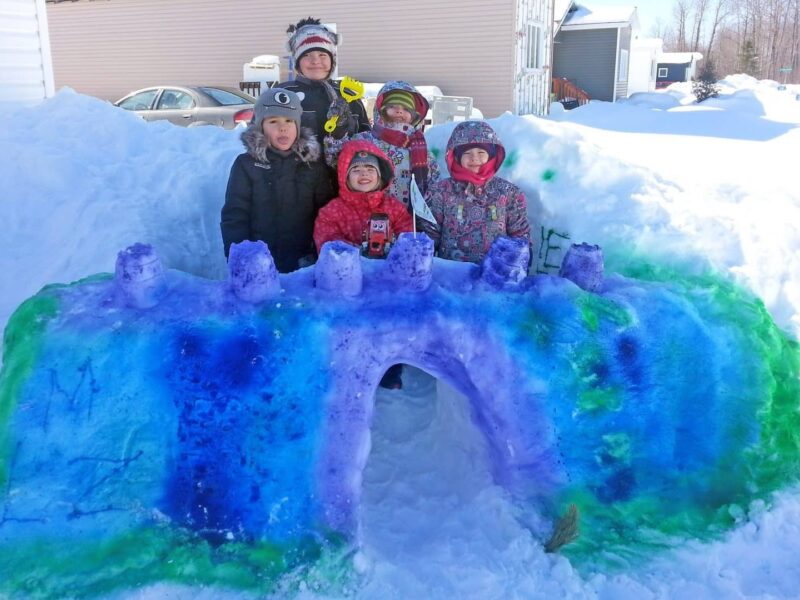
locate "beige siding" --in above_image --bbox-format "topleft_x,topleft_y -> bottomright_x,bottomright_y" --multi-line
46,0 -> 516,117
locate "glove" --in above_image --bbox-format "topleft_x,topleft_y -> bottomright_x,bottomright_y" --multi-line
326,98 -> 358,139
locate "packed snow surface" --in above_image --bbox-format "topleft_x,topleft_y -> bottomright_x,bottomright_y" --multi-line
1,74 -> 799,598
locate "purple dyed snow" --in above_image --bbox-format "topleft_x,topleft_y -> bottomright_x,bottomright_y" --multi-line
559,243 -> 604,292
382,232 -> 434,292
480,236 -> 530,289
114,243 -> 166,308
228,240 -> 280,303
315,241 -> 363,296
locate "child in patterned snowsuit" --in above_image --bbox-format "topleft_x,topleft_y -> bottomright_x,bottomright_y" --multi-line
324,81 -> 440,209
424,120 -> 531,263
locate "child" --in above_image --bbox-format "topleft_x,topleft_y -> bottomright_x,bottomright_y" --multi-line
314,140 -> 413,390
424,120 -> 531,264
314,140 -> 413,256
221,87 -> 334,273
279,17 -> 370,147
324,81 -> 440,209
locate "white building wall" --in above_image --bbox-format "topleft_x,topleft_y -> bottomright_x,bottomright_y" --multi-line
0,0 -> 55,103
628,37 -> 662,94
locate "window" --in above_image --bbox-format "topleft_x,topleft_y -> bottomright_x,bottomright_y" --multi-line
157,90 -> 194,110
618,49 -> 629,82
526,23 -> 543,69
118,90 -> 158,111
658,67 -> 668,78
201,87 -> 251,106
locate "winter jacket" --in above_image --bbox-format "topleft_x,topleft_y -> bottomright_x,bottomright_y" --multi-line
324,81 -> 441,208
221,123 -> 334,273
314,140 -> 414,255
278,75 -> 371,149
424,120 -> 531,264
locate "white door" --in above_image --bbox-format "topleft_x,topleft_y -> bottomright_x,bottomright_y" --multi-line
513,0 -> 552,116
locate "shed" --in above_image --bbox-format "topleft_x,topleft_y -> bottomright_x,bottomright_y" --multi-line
45,0 -> 555,117
552,2 -> 639,103
0,0 -> 55,103
656,52 -> 703,89
628,36 -> 663,94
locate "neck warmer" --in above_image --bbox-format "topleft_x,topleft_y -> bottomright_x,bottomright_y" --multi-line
449,157 -> 498,187
372,120 -> 430,194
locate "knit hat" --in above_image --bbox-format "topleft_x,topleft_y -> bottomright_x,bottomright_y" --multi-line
381,90 -> 417,115
454,142 -> 497,161
348,150 -> 381,172
253,88 -> 303,130
286,18 -> 338,69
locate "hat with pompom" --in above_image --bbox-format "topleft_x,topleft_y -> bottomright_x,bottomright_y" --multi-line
286,17 -> 338,70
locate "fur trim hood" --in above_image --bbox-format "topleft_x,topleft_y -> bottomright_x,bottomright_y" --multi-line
241,124 -> 321,164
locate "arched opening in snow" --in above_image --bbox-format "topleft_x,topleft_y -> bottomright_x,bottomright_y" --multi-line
315,325 -> 562,543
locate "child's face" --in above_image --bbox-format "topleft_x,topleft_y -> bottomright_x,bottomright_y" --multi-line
297,51 -> 332,80
347,165 -> 381,192
383,104 -> 414,124
262,117 -> 297,151
459,148 -> 491,173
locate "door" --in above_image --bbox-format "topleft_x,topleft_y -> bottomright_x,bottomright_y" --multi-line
154,89 -> 197,126
513,0 -> 552,116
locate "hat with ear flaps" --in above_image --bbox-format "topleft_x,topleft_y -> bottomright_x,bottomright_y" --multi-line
253,88 -> 303,130
286,17 -> 339,70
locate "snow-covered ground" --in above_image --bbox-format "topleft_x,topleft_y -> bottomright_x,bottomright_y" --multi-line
1,74 -> 799,598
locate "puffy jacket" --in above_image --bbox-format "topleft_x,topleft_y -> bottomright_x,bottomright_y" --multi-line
278,75 -> 370,149
314,140 -> 413,254
221,123 -> 334,273
324,81 -> 441,208
424,121 -> 531,264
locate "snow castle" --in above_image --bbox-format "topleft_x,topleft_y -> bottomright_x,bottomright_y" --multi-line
1,233 -> 798,595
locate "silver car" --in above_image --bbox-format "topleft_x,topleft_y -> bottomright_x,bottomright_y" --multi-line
114,86 -> 255,129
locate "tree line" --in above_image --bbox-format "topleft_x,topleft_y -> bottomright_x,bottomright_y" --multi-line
650,0 -> 799,83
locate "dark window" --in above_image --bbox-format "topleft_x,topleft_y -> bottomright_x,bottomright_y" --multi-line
658,67 -> 668,78
201,87 -> 251,106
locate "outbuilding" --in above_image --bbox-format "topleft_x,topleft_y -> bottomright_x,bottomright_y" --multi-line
0,0 -> 55,103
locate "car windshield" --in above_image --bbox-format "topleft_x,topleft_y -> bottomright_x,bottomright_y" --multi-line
200,87 -> 251,106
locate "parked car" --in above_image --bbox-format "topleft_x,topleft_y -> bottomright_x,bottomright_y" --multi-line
114,86 -> 256,129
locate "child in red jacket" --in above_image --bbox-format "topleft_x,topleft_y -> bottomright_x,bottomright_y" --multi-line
314,140 -> 412,389
314,140 -> 413,257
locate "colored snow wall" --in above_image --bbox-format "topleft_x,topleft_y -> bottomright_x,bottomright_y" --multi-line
1,234 -> 798,596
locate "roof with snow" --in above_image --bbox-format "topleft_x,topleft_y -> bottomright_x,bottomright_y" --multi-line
658,51 -> 704,64
561,3 -> 639,30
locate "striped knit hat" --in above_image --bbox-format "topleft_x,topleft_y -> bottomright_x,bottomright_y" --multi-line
381,90 -> 417,115
286,19 -> 338,69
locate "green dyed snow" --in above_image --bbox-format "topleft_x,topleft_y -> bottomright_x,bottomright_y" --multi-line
578,387 -> 623,413
578,294 -> 633,332
0,527 -> 352,599
541,168 -> 557,182
0,291 -> 59,488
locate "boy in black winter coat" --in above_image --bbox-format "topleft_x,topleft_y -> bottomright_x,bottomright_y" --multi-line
221,88 -> 334,273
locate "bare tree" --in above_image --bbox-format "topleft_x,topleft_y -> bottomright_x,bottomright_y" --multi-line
691,0 -> 711,51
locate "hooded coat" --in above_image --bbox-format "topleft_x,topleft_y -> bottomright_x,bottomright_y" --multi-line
221,122 -> 334,273
424,120 -> 531,264
313,140 -> 413,254
324,81 -> 441,209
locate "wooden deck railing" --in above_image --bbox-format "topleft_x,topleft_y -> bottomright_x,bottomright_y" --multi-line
551,78 -> 591,108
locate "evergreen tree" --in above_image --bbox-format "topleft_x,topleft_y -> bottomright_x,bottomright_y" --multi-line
738,40 -> 759,76
692,60 -> 720,103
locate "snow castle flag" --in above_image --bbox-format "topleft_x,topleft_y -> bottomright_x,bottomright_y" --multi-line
410,175 -> 436,224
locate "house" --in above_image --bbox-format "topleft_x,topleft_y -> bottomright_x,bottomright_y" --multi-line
628,36 -> 663,94
44,0 -> 555,117
0,0 -> 55,103
551,2 -> 639,104
656,52 -> 703,89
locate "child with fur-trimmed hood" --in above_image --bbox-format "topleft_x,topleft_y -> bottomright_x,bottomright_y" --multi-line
423,120 -> 531,264
324,81 -> 441,210
221,87 -> 334,273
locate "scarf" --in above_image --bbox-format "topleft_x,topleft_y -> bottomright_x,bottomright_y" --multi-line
372,121 -> 430,194
448,157 -> 498,187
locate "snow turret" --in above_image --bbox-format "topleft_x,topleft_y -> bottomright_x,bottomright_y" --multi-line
315,241 -> 363,296
228,240 -> 281,303
114,243 -> 166,308
382,232 -> 434,292
559,243 -> 604,292
479,236 -> 530,289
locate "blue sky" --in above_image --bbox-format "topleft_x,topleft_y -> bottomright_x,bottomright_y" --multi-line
581,0 -> 674,35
